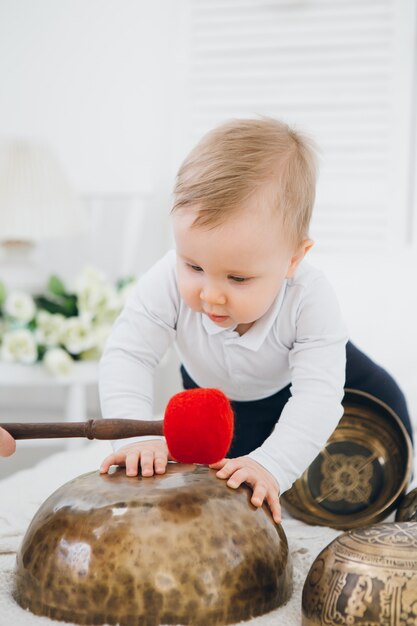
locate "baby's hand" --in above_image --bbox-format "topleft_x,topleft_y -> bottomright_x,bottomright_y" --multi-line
100,439 -> 171,477
209,456 -> 281,523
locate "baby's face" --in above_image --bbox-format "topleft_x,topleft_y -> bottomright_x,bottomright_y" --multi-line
173,201 -> 309,335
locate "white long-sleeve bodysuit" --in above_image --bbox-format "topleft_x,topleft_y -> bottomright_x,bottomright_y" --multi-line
99,250 -> 348,494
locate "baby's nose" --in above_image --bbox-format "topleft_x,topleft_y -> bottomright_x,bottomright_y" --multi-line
200,286 -> 226,306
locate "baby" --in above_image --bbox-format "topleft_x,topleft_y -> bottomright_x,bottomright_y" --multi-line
99,117 -> 411,523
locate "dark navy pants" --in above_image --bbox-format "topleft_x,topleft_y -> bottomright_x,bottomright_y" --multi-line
180,341 -> 413,457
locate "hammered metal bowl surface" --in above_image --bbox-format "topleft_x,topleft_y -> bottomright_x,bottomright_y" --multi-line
13,464 -> 292,626
302,522 -> 417,626
395,487 -> 417,522
282,389 -> 412,530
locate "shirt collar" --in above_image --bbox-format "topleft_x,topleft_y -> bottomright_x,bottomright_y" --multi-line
201,280 -> 288,350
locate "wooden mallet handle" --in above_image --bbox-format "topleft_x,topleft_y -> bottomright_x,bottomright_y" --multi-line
0,419 -> 164,441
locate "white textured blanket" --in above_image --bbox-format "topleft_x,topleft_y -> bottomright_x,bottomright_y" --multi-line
0,439 -> 413,626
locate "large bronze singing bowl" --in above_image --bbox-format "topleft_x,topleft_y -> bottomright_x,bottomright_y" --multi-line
13,464 -> 292,626
302,522 -> 417,626
282,389 -> 412,529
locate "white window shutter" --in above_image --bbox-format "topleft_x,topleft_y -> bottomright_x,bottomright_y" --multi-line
176,0 -> 416,250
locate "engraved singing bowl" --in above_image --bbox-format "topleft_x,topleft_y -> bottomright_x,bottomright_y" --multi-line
13,464 -> 292,626
302,522 -> 417,626
282,389 -> 412,530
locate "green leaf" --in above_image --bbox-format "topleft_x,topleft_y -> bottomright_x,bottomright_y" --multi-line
0,281 -> 6,307
35,296 -> 68,316
116,276 -> 135,290
48,275 -> 67,297
62,294 -> 78,317
34,294 -> 78,318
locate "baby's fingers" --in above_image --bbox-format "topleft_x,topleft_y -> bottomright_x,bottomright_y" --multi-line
154,453 -> 168,474
251,483 -> 267,508
213,458 -> 240,479
226,467 -> 248,489
100,453 -> 125,474
126,450 -> 141,476
140,449 -> 155,477
266,492 -> 282,524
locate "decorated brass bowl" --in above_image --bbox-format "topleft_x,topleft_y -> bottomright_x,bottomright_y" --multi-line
395,486 -> 417,522
13,464 -> 292,626
282,389 -> 412,530
302,522 -> 417,626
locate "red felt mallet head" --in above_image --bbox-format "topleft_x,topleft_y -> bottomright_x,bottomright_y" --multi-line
163,388 -> 234,464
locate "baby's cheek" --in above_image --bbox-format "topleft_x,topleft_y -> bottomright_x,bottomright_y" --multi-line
234,294 -> 259,319
179,283 -> 201,312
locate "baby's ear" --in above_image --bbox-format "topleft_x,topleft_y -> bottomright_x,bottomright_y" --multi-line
286,239 -> 314,278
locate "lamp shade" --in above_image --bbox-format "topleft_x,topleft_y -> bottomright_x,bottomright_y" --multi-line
0,140 -> 87,243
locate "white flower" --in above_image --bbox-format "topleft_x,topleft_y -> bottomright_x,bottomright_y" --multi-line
0,268 -> 131,373
4,291 -> 36,323
74,267 -> 107,314
74,266 -> 107,294
1,329 -> 37,364
35,310 -> 66,346
79,323 -> 113,361
44,348 -> 74,376
75,267 -> 121,323
60,315 -> 94,355
92,323 -> 113,352
96,286 -> 121,324
81,284 -> 120,323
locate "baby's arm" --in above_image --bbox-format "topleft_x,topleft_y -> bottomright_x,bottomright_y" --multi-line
210,456 -> 281,523
100,439 -> 171,476
99,252 -> 179,475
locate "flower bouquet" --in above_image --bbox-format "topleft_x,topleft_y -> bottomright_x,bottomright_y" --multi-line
0,268 -> 135,376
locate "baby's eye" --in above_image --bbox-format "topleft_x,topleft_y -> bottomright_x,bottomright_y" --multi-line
228,275 -> 247,283
188,264 -> 203,272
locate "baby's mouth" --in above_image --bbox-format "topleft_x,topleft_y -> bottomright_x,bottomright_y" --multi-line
207,313 -> 229,323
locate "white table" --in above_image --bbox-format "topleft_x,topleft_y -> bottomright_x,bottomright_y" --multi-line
0,361 -> 99,423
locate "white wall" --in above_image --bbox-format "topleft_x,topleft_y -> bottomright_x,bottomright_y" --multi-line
0,0 -> 180,194
0,0 -> 185,267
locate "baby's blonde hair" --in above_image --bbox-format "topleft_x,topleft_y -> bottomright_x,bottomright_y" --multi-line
172,117 -> 318,245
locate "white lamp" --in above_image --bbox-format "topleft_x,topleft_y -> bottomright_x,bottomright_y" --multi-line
0,140 -> 87,292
